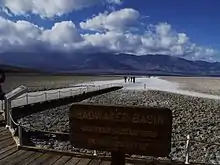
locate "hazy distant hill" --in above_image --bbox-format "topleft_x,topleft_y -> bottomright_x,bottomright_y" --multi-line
0,64 -> 46,74
1,52 -> 220,76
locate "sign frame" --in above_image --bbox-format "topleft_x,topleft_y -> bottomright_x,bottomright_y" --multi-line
69,103 -> 172,164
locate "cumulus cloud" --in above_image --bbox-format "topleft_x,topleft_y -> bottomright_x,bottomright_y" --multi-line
82,21 -> 217,61
0,16 -> 89,53
0,8 -> 217,62
80,8 -> 140,32
107,0 -> 123,5
0,0 -> 122,18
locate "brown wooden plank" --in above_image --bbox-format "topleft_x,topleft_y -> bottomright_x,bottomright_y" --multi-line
0,127 -> 6,132
65,157 -> 81,165
16,152 -> 44,165
0,150 -> 33,165
27,153 -> 56,165
0,137 -> 14,145
0,146 -> 17,160
88,159 -> 102,165
77,158 -> 91,165
0,134 -> 12,142
0,129 -> 10,136
99,161 -> 111,165
0,144 -> 15,154
41,155 -> 61,165
12,151 -> 36,165
52,156 -> 72,165
0,138 -> 15,148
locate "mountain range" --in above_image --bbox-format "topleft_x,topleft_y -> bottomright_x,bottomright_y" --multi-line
1,52 -> 220,76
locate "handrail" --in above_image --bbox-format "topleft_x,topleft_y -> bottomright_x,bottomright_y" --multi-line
7,84 -> 220,163
28,93 -> 45,97
10,84 -> 121,106
6,108 -> 220,164
9,111 -> 19,126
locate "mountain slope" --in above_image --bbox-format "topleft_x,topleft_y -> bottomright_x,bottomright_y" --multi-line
1,52 -> 220,76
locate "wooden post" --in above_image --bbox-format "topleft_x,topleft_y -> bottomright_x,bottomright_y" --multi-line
111,152 -> 125,165
58,91 -> 61,98
18,125 -> 23,146
4,99 -> 8,127
26,94 -> 28,104
44,92 -> 47,101
1,100 -> 3,111
185,135 -> 190,164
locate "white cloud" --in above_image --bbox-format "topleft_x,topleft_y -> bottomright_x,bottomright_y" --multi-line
0,16 -> 88,53
0,9 -> 217,62
0,0 -> 122,18
80,8 -> 140,32
83,21 -> 217,61
107,0 -> 123,5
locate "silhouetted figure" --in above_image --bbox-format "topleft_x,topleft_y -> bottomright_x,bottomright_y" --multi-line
133,77 -> 135,83
124,76 -> 127,83
0,69 -> 5,100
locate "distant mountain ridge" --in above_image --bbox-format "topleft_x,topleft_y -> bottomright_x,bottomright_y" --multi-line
1,52 -> 220,76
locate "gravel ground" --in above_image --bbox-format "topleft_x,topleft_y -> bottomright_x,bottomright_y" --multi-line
19,89 -> 220,164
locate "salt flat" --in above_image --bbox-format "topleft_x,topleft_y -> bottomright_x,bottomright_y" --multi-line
2,76 -> 220,111
82,76 -> 220,100
161,76 -> 220,95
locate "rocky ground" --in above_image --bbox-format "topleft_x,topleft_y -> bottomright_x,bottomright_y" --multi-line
18,89 -> 220,164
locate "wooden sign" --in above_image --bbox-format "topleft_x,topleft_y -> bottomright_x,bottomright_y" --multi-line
69,103 -> 172,157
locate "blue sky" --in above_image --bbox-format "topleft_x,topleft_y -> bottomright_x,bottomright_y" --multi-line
0,0 -> 219,62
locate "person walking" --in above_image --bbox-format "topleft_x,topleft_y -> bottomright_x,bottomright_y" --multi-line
124,76 -> 127,83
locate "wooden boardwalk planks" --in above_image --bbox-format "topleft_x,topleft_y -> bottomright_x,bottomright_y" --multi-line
65,157 -> 81,165
16,152 -> 44,165
52,156 -> 72,165
0,118 -> 213,165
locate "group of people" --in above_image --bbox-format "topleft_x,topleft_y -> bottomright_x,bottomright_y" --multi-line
124,76 -> 136,83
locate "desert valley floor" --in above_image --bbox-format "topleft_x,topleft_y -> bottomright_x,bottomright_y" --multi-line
1,75 -> 220,164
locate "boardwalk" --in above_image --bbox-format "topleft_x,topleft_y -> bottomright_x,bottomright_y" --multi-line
0,114 -> 112,165
0,120 -> 211,165
0,85 -> 213,165
0,84 -> 116,111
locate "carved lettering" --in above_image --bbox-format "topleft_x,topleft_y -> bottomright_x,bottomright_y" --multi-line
73,109 -> 166,126
87,138 -> 150,151
80,126 -> 158,138
132,113 -> 139,123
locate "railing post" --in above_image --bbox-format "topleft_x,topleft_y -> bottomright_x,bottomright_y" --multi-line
93,150 -> 97,156
44,92 -> 47,101
5,100 -> 12,129
58,91 -> 61,98
26,94 -> 28,104
185,135 -> 190,164
18,125 -> 23,146
5,99 -> 9,128
1,100 -> 3,111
